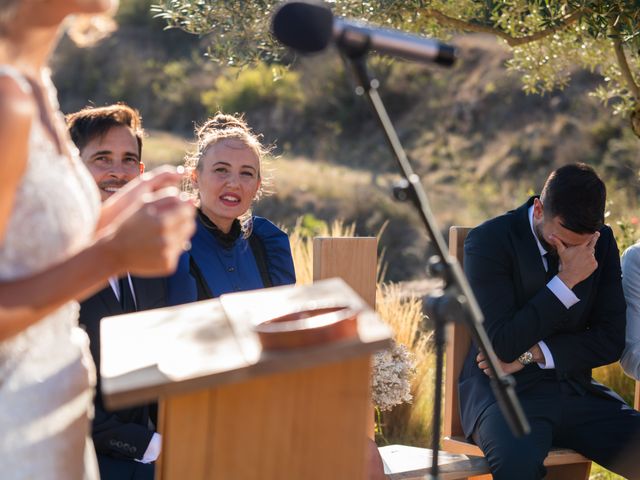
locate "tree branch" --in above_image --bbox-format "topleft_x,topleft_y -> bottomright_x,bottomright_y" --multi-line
612,37 -> 640,137
612,38 -> 640,100
426,7 -> 585,47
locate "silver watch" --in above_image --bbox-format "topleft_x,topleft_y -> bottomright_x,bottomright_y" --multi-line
518,351 -> 534,366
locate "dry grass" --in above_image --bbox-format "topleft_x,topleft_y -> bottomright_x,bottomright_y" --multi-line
375,283 -> 435,446
593,363 -> 635,406
590,464 -> 626,480
143,130 -> 191,168
270,156 -> 380,203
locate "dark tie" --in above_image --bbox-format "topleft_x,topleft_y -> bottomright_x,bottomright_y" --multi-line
545,252 -> 559,281
119,276 -> 137,313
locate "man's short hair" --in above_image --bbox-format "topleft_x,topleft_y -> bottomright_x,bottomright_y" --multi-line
541,163 -> 606,234
66,103 -> 144,156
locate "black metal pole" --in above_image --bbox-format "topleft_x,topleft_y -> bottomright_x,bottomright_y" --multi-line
339,51 -> 530,479
431,309 -> 446,477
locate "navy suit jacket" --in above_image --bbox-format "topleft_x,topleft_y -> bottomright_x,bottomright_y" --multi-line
79,277 -> 166,480
458,197 -> 626,438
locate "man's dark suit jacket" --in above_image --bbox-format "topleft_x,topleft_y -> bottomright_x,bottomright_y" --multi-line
79,277 -> 167,480
458,197 -> 627,438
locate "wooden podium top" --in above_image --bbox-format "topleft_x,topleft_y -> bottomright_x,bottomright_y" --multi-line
101,278 -> 392,409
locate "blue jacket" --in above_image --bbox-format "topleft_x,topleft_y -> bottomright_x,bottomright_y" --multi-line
167,215 -> 296,304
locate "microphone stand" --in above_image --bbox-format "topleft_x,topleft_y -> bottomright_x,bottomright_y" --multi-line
337,49 -> 530,479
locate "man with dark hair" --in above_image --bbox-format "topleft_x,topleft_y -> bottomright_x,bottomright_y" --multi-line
68,104 -> 162,480
68,103 -> 145,201
460,163 -> 640,479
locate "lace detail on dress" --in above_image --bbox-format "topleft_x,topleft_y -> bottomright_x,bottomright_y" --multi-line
0,121 -> 99,278
0,69 -> 99,279
0,67 -> 100,480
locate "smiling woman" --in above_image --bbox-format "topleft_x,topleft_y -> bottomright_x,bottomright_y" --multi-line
167,113 -> 296,303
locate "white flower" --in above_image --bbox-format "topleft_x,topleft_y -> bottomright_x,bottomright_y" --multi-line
371,341 -> 416,411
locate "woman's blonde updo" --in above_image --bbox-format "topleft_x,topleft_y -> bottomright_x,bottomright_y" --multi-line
185,112 -> 274,234
185,112 -> 273,202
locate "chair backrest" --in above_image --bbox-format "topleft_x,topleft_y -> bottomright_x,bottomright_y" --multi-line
312,237 -> 377,308
312,237 -> 378,439
443,226 -> 473,440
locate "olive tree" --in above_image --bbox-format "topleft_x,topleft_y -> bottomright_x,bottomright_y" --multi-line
152,1 -> 640,135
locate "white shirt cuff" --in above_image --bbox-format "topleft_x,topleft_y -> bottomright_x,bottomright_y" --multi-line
536,341 -> 555,369
135,433 -> 162,464
547,275 -> 579,309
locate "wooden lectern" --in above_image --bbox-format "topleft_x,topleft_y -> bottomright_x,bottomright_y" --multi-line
100,278 -> 391,480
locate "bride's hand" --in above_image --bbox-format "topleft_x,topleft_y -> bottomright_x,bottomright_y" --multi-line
95,166 -> 187,236
96,167 -> 196,277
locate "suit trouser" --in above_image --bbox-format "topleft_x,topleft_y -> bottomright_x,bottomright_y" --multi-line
473,379 -> 640,480
97,454 -> 154,480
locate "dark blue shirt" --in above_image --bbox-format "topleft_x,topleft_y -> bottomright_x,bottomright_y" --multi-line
167,215 -> 296,304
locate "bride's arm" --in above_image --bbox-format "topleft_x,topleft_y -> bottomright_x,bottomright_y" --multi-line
0,234 -> 125,340
0,175 -> 195,342
0,78 -> 35,243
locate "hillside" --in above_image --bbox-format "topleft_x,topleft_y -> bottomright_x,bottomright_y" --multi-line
51,5 -> 640,281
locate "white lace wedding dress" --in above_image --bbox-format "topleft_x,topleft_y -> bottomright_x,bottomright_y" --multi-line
0,66 -> 101,479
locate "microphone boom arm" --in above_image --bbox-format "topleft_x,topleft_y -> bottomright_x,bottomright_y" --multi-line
338,49 -> 530,479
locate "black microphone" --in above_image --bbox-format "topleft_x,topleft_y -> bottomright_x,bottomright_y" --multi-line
271,1 -> 456,66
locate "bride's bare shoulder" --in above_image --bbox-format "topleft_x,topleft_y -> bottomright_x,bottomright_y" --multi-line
0,74 -> 35,123
0,74 -> 35,214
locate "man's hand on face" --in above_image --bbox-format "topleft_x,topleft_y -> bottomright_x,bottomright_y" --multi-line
549,231 -> 600,289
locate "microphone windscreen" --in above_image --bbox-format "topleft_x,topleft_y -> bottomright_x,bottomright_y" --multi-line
271,1 -> 334,53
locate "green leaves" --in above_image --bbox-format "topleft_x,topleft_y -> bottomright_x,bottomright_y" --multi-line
151,0 -> 640,131
152,0 -> 286,65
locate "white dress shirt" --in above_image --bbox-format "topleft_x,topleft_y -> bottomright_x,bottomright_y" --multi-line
108,275 -> 137,308
107,275 -> 161,463
527,206 -> 580,369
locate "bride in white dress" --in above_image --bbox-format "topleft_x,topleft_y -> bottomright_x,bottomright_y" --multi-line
0,1 -> 196,478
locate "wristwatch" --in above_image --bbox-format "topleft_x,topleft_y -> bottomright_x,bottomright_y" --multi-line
518,350 -> 534,366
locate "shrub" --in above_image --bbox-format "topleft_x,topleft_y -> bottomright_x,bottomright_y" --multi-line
201,63 -> 304,115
